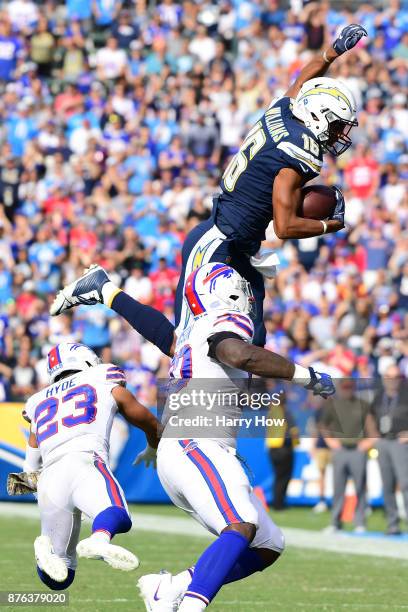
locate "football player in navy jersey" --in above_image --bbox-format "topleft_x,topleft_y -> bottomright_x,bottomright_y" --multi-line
175,23 -> 367,347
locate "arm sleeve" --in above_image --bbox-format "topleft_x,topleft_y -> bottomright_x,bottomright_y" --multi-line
111,291 -> 175,357
207,331 -> 244,360
101,363 -> 127,388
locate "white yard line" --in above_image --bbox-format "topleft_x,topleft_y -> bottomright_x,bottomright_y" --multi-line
1,503 -> 407,561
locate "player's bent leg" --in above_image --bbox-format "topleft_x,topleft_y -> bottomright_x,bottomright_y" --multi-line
36,460 -> 82,584
73,453 -> 139,571
158,439 -> 271,610
178,526 -> 254,611
222,499 -> 284,586
175,219 -> 226,328
76,506 -> 138,571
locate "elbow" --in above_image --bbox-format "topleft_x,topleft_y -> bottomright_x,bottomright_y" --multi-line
217,347 -> 250,371
220,352 -> 246,370
274,222 -> 291,240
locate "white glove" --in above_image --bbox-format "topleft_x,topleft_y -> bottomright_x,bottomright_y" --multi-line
133,445 -> 157,468
250,249 -> 280,278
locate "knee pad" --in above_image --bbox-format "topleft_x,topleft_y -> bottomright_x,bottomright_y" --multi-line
37,567 -> 75,591
92,505 -> 132,536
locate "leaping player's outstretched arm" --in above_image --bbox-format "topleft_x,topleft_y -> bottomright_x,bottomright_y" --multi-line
272,24 -> 367,240
211,335 -> 295,380
208,333 -> 334,398
285,24 -> 367,99
112,385 -> 161,449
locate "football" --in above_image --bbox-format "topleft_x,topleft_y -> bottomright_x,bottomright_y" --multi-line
298,185 -> 337,220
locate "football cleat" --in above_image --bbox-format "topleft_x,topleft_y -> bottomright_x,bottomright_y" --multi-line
76,536 -> 139,571
137,572 -> 180,612
34,535 -> 68,582
50,264 -> 110,316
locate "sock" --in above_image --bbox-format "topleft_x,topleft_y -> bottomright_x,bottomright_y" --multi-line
92,506 -> 132,539
37,567 -> 75,591
224,547 -> 266,583
90,530 -> 111,543
176,548 -> 266,595
111,291 -> 175,356
181,531 -> 250,607
102,281 -> 122,307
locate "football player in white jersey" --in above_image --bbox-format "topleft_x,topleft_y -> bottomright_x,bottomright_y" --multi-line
51,264 -> 334,610
20,342 -> 160,591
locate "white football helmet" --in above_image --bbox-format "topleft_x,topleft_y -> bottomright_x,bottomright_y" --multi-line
292,77 -> 357,156
184,262 -> 255,318
47,342 -> 101,383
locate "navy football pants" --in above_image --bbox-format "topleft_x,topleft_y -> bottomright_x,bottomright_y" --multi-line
174,219 -> 266,347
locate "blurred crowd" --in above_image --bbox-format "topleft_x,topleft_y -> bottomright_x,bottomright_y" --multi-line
0,0 -> 407,403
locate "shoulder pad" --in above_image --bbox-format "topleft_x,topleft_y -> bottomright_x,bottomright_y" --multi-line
211,312 -> 254,341
96,363 -> 127,387
277,128 -> 322,177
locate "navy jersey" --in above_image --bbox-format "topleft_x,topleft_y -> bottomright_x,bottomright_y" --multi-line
217,97 -> 323,252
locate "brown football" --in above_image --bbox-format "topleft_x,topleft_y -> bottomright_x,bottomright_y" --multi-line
298,185 -> 337,220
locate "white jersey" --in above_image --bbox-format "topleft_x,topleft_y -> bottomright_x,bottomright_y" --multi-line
169,309 -> 254,380
23,363 -> 126,467
164,310 -> 254,446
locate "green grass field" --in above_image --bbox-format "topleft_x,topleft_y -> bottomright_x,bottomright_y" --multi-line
1,504 -> 407,611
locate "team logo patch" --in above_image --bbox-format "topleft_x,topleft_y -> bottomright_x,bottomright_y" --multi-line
203,264 -> 234,293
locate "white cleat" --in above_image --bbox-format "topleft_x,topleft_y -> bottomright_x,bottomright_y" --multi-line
76,537 -> 139,571
50,264 -> 109,316
34,535 -> 68,583
137,572 -> 179,612
313,500 -> 328,514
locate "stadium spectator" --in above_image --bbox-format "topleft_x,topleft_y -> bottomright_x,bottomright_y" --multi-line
0,0 -> 404,424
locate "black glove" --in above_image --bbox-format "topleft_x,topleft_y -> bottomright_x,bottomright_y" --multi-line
333,24 -> 367,55
330,186 -> 345,225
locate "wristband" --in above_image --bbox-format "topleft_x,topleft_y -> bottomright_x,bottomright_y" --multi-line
101,281 -> 122,308
292,363 -> 311,384
23,445 -> 41,473
320,220 -> 328,234
323,50 -> 331,63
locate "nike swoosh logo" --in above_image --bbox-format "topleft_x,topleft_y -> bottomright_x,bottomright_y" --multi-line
154,585 -> 161,601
